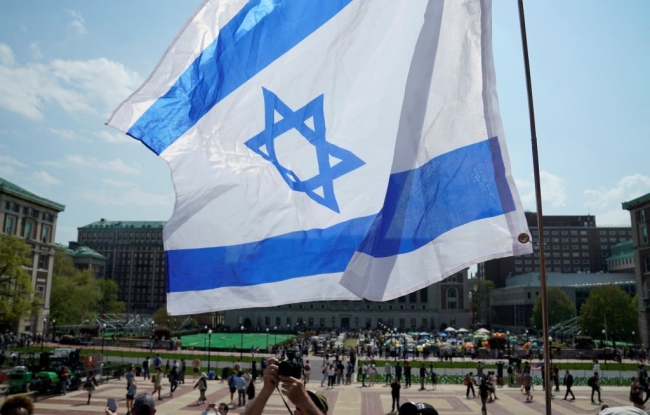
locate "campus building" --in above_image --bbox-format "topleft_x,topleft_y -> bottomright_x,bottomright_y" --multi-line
477,213 -> 632,289
490,271 -> 637,331
223,269 -> 472,332
55,241 -> 107,278
0,177 -> 65,334
77,219 -> 166,314
622,193 -> 650,346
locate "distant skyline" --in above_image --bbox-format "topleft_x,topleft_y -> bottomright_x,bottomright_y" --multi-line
0,0 -> 648,244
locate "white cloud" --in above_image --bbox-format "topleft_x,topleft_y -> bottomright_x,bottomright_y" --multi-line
31,171 -> 62,186
0,154 -> 27,168
81,187 -> 171,207
0,43 -> 140,120
584,174 -> 650,225
0,165 -> 16,177
102,178 -> 137,188
63,154 -> 140,175
515,170 -> 567,209
95,130 -> 131,144
29,42 -> 43,60
66,10 -> 87,35
0,44 -> 15,66
48,128 -> 80,141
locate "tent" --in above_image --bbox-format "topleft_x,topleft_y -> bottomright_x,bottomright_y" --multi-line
457,328 -> 469,333
476,328 -> 490,334
463,342 -> 475,349
444,327 -> 457,332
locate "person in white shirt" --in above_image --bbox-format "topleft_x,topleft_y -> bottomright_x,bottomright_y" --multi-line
593,359 -> 601,377
385,362 -> 393,385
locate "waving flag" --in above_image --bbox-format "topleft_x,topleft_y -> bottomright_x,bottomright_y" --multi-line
108,0 -> 532,315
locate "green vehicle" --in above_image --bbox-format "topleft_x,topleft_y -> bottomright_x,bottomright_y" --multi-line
7,366 -> 33,394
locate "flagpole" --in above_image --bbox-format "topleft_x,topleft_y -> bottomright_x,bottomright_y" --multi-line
517,1 -> 552,414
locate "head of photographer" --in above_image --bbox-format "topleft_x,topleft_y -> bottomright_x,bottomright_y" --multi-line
243,357 -> 328,415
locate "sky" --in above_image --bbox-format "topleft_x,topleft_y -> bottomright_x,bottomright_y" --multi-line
0,0 -> 648,245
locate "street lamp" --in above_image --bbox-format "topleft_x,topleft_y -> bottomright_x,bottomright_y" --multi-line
266,328 -> 269,350
506,331 -> 511,357
207,329 -> 212,372
41,318 -> 47,351
101,323 -> 107,361
632,331 -> 636,346
274,326 -> 277,348
240,326 -> 245,360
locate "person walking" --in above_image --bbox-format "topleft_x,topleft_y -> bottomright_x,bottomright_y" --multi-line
83,371 -> 98,405
419,363 -> 426,390
523,369 -> 533,402
404,361 -> 412,388
194,372 -> 208,404
589,372 -> 603,404
192,357 -> 201,381
179,359 -> 186,384
168,366 -> 179,397
395,361 -> 402,383
385,361 -> 393,385
303,360 -> 312,384
327,364 -> 336,389
553,365 -> 560,392
465,373 -> 476,399
390,377 -> 401,413
236,372 -> 247,406
563,369 -> 575,401
142,357 -> 150,380
152,367 -> 163,401
478,374 -> 489,415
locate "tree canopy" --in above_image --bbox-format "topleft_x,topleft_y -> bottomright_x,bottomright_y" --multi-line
531,287 -> 575,329
579,285 -> 637,339
0,235 -> 39,328
50,250 -> 125,325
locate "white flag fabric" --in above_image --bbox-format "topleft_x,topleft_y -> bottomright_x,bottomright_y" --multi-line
108,0 -> 532,315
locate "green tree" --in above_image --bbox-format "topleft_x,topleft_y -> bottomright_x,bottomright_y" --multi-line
50,250 -> 102,325
97,278 -> 126,313
470,278 -> 495,326
579,285 -> 638,339
531,287 -> 575,329
0,235 -> 38,327
153,306 -> 184,331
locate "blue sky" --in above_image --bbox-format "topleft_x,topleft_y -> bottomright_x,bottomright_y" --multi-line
0,0 -> 648,245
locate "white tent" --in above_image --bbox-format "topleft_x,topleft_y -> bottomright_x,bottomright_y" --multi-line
457,328 -> 469,333
444,327 -> 457,332
476,328 -> 490,334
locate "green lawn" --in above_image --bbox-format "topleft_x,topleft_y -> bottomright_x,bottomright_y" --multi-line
181,332 -> 295,350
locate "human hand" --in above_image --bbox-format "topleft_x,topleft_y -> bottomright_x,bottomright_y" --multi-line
262,357 -> 280,391
279,375 -> 310,408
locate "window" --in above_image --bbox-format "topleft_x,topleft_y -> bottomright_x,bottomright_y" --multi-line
399,318 -> 405,328
642,227 -> 648,244
645,257 -> 650,273
409,292 -> 417,303
420,288 -> 428,303
41,225 -> 51,243
286,317 -> 292,326
639,210 -> 646,221
4,215 -> 15,235
410,318 -> 416,328
38,254 -> 49,269
23,221 -> 34,240
5,201 -> 19,212
42,212 -> 54,222
446,288 -> 458,310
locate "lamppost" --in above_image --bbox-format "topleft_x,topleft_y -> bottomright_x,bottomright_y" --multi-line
274,326 -> 277,347
506,330 -> 511,357
240,326 -> 245,360
266,328 -> 269,350
41,318 -> 47,351
632,331 -> 636,346
52,319 -> 56,341
207,329 -> 212,372
101,323 -> 107,361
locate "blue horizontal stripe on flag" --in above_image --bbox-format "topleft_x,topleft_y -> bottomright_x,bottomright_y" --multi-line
127,0 -> 352,155
166,137 -> 513,293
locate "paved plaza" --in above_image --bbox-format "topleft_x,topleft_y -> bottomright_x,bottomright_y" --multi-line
32,376 -> 641,414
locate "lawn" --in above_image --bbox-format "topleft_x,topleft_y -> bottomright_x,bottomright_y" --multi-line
180,332 -> 296,350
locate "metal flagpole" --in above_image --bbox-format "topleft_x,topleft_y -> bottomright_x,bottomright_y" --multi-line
517,1 -> 552,414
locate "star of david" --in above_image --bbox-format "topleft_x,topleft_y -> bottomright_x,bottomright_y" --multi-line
245,88 -> 365,213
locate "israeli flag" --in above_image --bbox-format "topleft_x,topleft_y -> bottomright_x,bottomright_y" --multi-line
108,0 -> 532,315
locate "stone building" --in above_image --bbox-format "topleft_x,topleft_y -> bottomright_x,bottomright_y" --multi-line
0,177 -> 64,334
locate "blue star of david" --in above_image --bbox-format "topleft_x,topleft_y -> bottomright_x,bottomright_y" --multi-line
245,88 -> 365,213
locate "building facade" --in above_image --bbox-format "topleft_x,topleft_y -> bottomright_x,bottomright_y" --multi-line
56,242 -> 107,278
77,220 -> 166,314
622,193 -> 650,346
223,269 -> 472,331
477,213 -> 632,288
0,177 -> 64,334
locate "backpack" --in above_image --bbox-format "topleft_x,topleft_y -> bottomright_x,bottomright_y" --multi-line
304,363 -> 311,372
588,376 -> 595,387
464,376 -> 470,386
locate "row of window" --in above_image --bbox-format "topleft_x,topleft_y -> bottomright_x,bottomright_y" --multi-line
3,215 -> 52,243
515,266 -> 591,273
4,202 -> 55,222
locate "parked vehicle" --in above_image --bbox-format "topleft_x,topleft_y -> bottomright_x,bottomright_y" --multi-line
7,366 -> 33,394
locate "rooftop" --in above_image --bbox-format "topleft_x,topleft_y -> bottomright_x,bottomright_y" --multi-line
622,192 -> 650,210
79,219 -> 166,230
0,177 -> 65,212
55,243 -> 106,260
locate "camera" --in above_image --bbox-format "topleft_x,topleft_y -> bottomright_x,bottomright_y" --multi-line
278,361 -> 302,379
